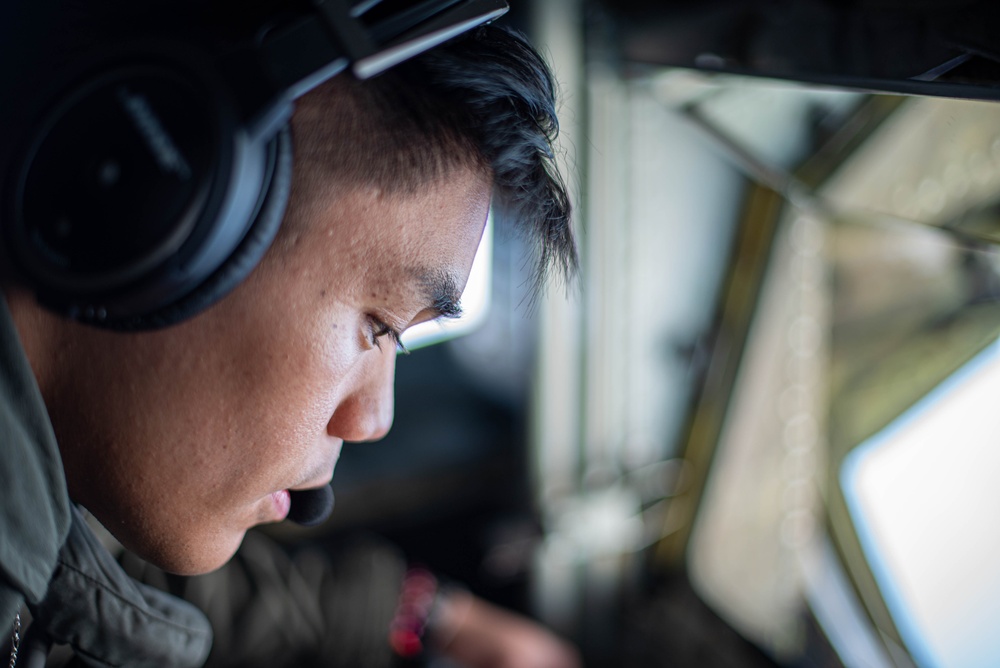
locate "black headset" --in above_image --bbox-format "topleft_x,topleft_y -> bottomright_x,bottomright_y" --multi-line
0,0 -> 507,330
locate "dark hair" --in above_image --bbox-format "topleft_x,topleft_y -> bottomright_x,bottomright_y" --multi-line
291,24 -> 578,293
54,4 -> 578,292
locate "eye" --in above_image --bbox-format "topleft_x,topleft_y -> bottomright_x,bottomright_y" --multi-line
368,316 -> 409,354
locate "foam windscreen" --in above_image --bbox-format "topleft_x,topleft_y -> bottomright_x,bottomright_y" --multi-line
287,484 -> 335,526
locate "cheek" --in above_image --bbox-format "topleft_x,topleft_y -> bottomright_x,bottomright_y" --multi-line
238,314 -> 359,425
51,260 -> 370,573
190,332 -> 339,480
60,318 -> 351,558
198,307 -> 368,493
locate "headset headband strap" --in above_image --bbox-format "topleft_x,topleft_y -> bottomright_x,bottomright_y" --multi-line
260,0 -> 506,96
354,0 -> 508,78
228,0 -> 505,136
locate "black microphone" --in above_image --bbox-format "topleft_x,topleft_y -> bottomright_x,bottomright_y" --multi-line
287,484 -> 335,527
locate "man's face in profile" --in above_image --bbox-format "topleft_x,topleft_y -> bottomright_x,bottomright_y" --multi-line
46,167 -> 491,575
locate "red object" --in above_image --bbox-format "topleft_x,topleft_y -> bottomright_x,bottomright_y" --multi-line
388,567 -> 439,658
389,627 -> 424,658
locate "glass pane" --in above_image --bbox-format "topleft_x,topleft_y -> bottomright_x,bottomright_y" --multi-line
665,71 -> 1000,666
842,341 -> 1000,668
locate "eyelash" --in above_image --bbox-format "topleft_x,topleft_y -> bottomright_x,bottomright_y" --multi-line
368,317 -> 409,354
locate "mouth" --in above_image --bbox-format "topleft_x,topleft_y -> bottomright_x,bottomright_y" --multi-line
265,444 -> 341,524
269,489 -> 292,522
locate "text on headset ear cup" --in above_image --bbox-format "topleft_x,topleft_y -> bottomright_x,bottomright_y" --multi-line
105,125 -> 294,330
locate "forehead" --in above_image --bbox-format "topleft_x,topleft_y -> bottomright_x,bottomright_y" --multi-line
296,168 -> 491,286
330,170 -> 490,253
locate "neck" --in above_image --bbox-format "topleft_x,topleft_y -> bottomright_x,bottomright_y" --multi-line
3,288 -> 62,401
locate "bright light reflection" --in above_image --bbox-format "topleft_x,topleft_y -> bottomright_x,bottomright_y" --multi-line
399,212 -> 492,351
842,340 -> 1000,668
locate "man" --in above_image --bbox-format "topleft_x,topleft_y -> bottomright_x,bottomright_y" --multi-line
0,6 -> 576,666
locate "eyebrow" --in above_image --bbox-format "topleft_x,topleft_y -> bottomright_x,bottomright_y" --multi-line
415,269 -> 464,320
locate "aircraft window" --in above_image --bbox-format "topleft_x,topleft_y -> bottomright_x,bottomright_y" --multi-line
827,96 -> 1000,668
842,344 -> 1000,668
643,71 -> 1000,667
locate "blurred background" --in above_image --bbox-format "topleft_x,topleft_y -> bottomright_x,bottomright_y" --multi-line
316,1 -> 1000,666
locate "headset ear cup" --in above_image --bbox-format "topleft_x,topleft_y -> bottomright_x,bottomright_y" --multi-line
108,126 -> 294,330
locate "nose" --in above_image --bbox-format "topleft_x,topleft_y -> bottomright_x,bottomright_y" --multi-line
327,345 -> 397,442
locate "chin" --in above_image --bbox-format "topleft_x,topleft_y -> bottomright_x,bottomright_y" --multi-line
176,534 -> 247,576
123,525 -> 248,577
80,491 -> 252,575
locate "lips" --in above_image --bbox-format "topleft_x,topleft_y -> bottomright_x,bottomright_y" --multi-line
265,444 -> 340,522
269,489 -> 291,521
